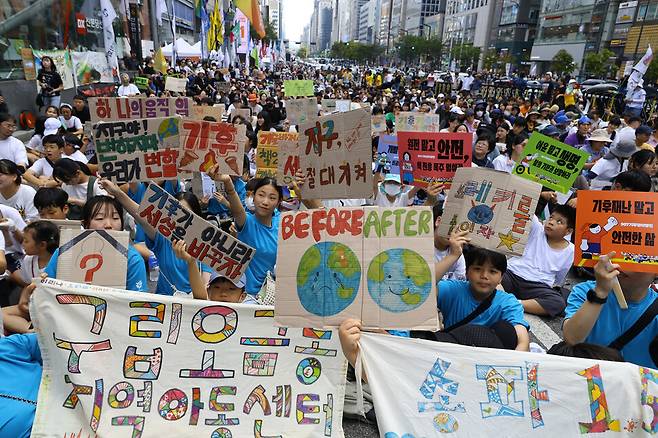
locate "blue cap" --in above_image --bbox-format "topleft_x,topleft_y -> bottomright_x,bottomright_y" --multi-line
541,125 -> 559,137
554,115 -> 569,125
209,273 -> 246,288
636,125 -> 654,136
578,116 -> 592,125
383,173 -> 401,183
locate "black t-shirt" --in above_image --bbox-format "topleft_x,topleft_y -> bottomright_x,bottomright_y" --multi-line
73,106 -> 91,124
37,70 -> 63,96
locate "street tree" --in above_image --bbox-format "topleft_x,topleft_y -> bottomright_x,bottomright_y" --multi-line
551,49 -> 575,75
297,46 -> 308,59
584,49 -> 615,78
450,44 -> 481,70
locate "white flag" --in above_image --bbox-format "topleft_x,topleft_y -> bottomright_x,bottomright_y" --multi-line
155,0 -> 167,25
100,0 -> 119,79
633,45 -> 653,75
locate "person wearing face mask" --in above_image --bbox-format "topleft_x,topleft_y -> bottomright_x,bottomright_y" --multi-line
373,173 -> 418,207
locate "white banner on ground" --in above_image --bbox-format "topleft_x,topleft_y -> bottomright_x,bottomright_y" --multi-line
358,332 -> 657,437
31,279 -> 347,437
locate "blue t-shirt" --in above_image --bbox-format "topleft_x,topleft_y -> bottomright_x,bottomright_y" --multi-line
45,245 -> 148,292
147,233 -> 213,296
237,211 -> 280,294
565,280 -> 658,369
0,334 -> 42,438
438,280 -> 529,329
207,178 -> 247,217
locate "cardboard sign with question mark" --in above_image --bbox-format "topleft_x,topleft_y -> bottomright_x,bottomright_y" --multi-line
57,229 -> 129,289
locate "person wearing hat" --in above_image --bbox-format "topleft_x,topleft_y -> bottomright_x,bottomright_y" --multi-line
540,124 -> 560,139
625,79 -> 646,118
564,116 -> 591,149
564,79 -> 581,110
247,93 -> 262,117
536,106 -> 551,126
581,129 -> 612,179
635,125 -> 655,152
553,114 -> 571,141
374,172 -> 418,207
58,104 -> 82,136
589,136 -> 637,190
62,133 -> 88,164
464,108 -> 479,133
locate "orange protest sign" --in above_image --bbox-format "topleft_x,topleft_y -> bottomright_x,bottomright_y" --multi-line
574,190 -> 658,273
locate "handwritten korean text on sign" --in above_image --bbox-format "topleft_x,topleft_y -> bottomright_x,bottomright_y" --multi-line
178,120 -> 246,175
89,97 -> 191,123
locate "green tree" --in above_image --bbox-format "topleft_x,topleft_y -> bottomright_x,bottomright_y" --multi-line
330,41 -> 383,62
450,44 -> 481,69
551,49 -> 575,75
646,59 -> 658,85
584,49 -> 615,78
297,46 -> 308,59
482,49 -> 499,71
395,35 -> 442,64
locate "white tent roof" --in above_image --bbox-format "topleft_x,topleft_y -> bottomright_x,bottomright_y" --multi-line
161,38 -> 201,58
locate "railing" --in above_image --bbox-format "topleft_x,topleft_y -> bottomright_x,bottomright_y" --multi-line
582,90 -> 658,120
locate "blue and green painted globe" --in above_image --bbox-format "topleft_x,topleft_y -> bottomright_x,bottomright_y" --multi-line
367,248 -> 432,313
296,242 -> 361,316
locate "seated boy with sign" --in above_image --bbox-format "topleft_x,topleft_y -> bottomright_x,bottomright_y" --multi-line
500,204 -> 576,317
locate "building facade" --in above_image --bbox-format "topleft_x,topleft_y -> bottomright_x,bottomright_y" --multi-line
442,0 -> 496,68
492,0 -> 540,64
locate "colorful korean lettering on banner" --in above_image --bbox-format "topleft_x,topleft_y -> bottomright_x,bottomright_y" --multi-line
285,98 -> 318,125
276,207 -> 439,330
376,135 -> 399,176
138,184 -> 255,282
395,112 -> 441,132
397,131 -> 473,188
178,120 -> 247,175
256,132 -> 299,179
277,134 -> 300,186
31,279 -> 347,438
574,190 -> 658,272
437,168 -> 542,257
298,109 -> 373,200
513,132 -> 589,194
284,80 -> 315,97
360,332 -> 656,437
88,97 -> 192,123
94,117 -> 181,183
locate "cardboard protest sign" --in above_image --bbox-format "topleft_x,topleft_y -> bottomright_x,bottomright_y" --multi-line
359,331 -> 655,437
138,183 -> 255,282
371,114 -> 386,134
513,132 -> 589,193
277,134 -> 300,186
134,76 -> 150,90
284,79 -> 314,97
190,104 -> 225,121
31,279 -> 347,437
321,98 -> 336,114
165,76 -> 188,93
285,98 -> 318,125
574,190 -> 658,273
395,112 -> 441,132
94,116 -> 182,183
437,167 -> 542,257
256,132 -> 298,179
56,229 -> 129,289
298,109 -> 373,200
335,100 -> 351,113
397,131 -> 473,188
48,219 -> 82,230
89,97 -> 192,123
276,207 -> 438,330
231,108 -> 252,123
376,135 -> 399,175
178,120 -> 246,175
215,81 -> 232,93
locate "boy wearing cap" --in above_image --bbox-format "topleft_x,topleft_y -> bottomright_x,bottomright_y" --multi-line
564,116 -> 591,149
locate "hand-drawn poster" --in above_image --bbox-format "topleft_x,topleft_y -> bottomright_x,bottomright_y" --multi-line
574,190 -> 658,273
298,109 -> 373,200
277,134 -> 300,186
56,229 -> 129,289
276,207 -> 438,330
359,331 -> 654,437
190,105 -> 225,121
95,116 -> 182,183
371,115 -> 386,134
395,112 -> 441,132
71,50 -> 114,84
138,183 -> 255,282
34,49 -> 75,90
165,76 -> 188,93
31,279 -> 347,438
286,98 -> 318,126
284,79 -> 314,97
256,132 -> 298,179
178,120 -> 247,175
437,168 -> 542,257
397,131 -> 473,188
513,132 -> 589,194
376,135 -> 399,175
48,219 -> 83,230
89,97 -> 192,123
335,100 -> 351,113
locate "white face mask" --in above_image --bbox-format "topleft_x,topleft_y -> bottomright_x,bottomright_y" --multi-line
476,110 -> 484,118
504,110 -> 511,117
245,196 -> 255,211
383,183 -> 401,197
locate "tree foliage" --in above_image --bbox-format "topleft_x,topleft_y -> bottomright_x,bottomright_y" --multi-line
297,46 -> 309,59
330,42 -> 384,62
584,49 -> 615,78
482,49 -> 498,71
450,44 -> 481,69
646,59 -> 658,84
250,20 -> 278,44
395,35 -> 443,63
551,49 -> 576,75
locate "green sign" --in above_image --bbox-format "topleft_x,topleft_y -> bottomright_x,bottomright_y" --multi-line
134,76 -> 149,89
284,80 -> 314,97
513,132 -> 589,194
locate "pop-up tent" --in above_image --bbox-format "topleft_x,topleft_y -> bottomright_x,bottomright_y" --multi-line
161,38 -> 201,58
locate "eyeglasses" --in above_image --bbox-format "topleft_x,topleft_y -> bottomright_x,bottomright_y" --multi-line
1,124 -> 16,129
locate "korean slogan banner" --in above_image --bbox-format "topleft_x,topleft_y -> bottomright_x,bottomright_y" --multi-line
574,190 -> 658,273
359,332 -> 656,437
178,120 -> 247,175
437,168 -> 542,257
298,109 -> 373,200
138,183 -> 255,282
397,131 -> 472,188
513,132 -> 589,194
31,279 -> 347,437
395,112 -> 441,133
284,80 -> 315,97
275,207 -> 438,330
277,134 -> 300,186
89,97 -> 192,123
256,132 -> 298,179
95,117 -> 181,183
376,135 -> 399,175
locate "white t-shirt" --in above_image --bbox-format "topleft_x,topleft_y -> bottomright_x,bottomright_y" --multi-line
507,215 -> 574,287
0,204 -> 26,254
60,115 -> 82,131
18,254 -> 44,284
434,247 -> 466,281
28,157 -> 54,178
492,155 -> 514,173
62,178 -> 107,201
63,150 -> 89,163
117,84 -> 140,97
0,136 -> 28,167
26,134 -> 44,153
590,157 -> 623,190
374,184 -> 411,207
0,184 -> 38,222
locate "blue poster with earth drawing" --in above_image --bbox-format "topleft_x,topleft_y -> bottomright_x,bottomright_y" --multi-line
275,207 -> 439,330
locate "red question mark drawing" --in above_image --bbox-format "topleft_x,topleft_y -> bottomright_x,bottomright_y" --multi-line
80,253 -> 103,283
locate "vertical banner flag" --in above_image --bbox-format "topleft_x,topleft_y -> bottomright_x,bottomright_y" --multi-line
298,109 -> 373,200
178,120 -> 247,175
397,131 -> 473,188
31,279 -> 347,437
437,167 -> 542,257
100,0 -> 119,79
275,207 -> 438,330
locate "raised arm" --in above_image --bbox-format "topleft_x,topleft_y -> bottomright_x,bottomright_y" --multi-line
291,169 -> 323,210
172,239 -> 208,300
99,178 -> 157,241
435,229 -> 470,281
207,165 -> 247,228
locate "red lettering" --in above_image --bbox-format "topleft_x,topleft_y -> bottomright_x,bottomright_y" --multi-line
350,209 -> 364,236
294,211 -> 310,239
326,209 -> 340,237
281,214 -> 295,240
311,209 -> 327,242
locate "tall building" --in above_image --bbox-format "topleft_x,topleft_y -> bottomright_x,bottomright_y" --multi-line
309,0 -> 334,53
443,0 -> 496,66
358,0 -> 382,44
492,0 -> 541,63
267,0 -> 282,40
349,0 -> 370,41
617,1 -> 658,63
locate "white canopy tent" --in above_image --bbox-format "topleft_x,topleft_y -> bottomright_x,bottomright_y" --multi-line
161,38 -> 201,58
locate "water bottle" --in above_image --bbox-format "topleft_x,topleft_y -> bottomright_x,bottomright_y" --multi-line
148,253 -> 160,282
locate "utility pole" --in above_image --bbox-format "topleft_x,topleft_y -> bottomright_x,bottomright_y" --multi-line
385,0 -> 394,54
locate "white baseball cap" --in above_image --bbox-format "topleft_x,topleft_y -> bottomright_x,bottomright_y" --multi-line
44,118 -> 61,136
